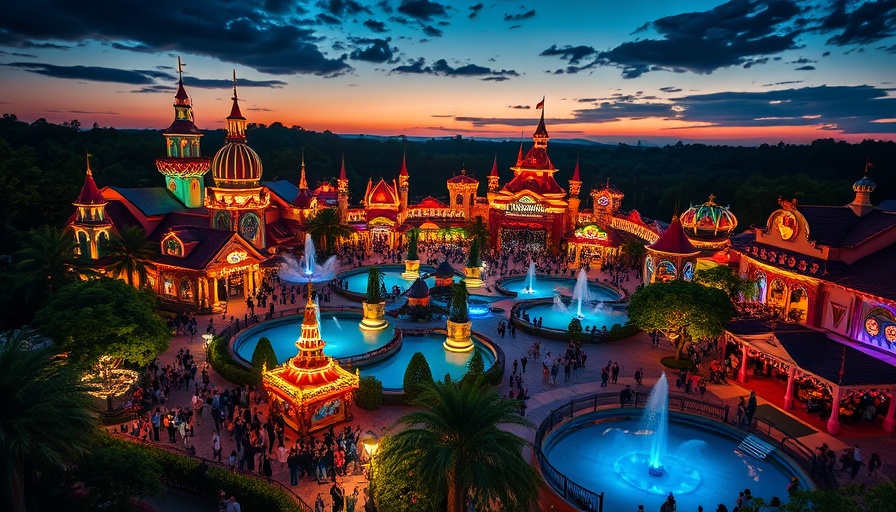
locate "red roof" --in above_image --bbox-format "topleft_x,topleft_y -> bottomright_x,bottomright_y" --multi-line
571,158 -> 581,182
490,156 -> 499,177
447,171 -> 478,184
175,81 -> 189,103
534,110 -> 549,138
339,156 -> 347,180
647,216 -> 698,254
366,178 -> 399,206
416,196 -> 448,208
399,154 -> 409,176
75,168 -> 106,205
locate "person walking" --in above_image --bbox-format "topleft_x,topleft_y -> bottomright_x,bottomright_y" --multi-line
212,431 -> 222,462
620,385 -> 632,408
611,362 -> 620,384
600,366 -> 610,387
746,391 -> 757,425
521,355 -> 528,373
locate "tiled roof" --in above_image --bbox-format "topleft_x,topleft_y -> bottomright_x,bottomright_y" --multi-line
148,211 -> 210,242
151,226 -> 236,270
647,216 -> 698,254
824,243 -> 896,301
263,180 -> 298,204
797,206 -> 896,247
502,169 -> 565,195
110,187 -> 190,217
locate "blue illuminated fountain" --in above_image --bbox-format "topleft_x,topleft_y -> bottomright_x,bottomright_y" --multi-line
278,234 -> 340,283
522,261 -> 537,294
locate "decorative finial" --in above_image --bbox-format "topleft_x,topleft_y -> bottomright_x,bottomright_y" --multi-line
232,70 -> 238,100
177,56 -> 185,84
865,156 -> 873,175
85,150 -> 93,176
707,193 -> 717,205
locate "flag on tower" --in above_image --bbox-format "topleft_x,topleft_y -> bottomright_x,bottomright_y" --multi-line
536,97 -> 544,109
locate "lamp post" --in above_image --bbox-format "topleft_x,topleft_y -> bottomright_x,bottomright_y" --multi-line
202,333 -> 214,362
360,430 -> 380,512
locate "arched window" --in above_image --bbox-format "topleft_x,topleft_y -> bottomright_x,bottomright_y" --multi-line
164,237 -> 182,256
656,260 -> 677,282
162,276 -> 176,297
787,286 -> 808,323
682,262 -> 695,281
214,212 -> 231,230
456,194 -> 464,206
180,278 -> 194,301
767,278 -> 787,311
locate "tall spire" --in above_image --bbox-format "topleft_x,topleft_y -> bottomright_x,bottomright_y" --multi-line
490,154 -> 498,177
533,97 -> 549,143
339,154 -> 347,181
488,154 -> 500,193
571,157 -> 581,182
225,70 -> 247,143
299,149 -> 308,190
75,151 -> 106,205
516,137 -> 524,165
399,150 -> 409,176
174,56 -> 189,105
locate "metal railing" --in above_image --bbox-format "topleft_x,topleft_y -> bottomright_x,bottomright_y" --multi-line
749,417 -> 817,483
337,329 -> 404,366
534,393 -> 730,511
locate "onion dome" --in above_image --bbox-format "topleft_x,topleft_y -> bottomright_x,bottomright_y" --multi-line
435,260 -> 455,278
680,194 -> 738,239
407,278 -> 430,299
75,155 -> 106,206
648,216 -> 698,254
211,72 -> 263,188
853,175 -> 876,194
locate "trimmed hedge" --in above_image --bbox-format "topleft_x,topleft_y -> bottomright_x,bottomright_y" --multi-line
403,352 -> 434,401
661,356 -> 696,371
250,337 -> 278,384
355,376 -> 384,410
209,335 -> 256,385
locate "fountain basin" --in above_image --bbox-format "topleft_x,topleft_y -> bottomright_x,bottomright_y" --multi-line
336,265 -> 437,301
516,300 -> 629,333
497,275 -> 623,300
540,411 -> 812,512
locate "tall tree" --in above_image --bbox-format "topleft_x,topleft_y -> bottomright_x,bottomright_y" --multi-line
13,226 -> 84,299
105,225 -> 155,287
0,331 -> 100,512
695,264 -> 757,300
33,277 -> 170,368
628,280 -> 736,359
304,207 -> 353,254
621,238 -> 648,270
378,377 -> 540,512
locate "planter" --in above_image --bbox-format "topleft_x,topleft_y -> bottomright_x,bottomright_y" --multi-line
360,301 -> 389,331
443,319 -> 473,352
463,266 -> 483,288
402,259 -> 421,279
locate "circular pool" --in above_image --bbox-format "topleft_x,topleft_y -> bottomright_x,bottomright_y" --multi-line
520,301 -> 629,332
338,265 -> 436,297
542,411 -> 811,512
232,314 -> 495,390
499,275 -> 622,300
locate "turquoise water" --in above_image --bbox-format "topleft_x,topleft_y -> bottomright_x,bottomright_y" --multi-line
359,335 -> 495,389
501,275 -> 622,300
544,414 -> 807,512
340,266 -> 437,296
522,302 -> 629,331
234,314 -> 395,362
233,314 -> 494,390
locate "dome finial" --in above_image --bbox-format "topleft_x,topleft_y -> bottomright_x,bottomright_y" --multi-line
232,69 -> 238,101
85,149 -> 92,176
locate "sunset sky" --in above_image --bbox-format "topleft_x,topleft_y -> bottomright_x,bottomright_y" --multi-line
2,0 -> 895,145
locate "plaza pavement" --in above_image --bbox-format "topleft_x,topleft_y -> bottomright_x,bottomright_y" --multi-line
128,251 -> 895,511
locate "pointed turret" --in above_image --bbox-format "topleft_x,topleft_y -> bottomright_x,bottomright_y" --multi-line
339,155 -> 348,182
337,155 -> 349,221
399,151 -> 409,177
225,70 -> 247,143
533,107 -> 549,142
76,154 -> 107,206
849,159 -> 876,217
571,158 -> 581,182
488,154 -> 500,192
516,140 -> 524,166
398,152 -> 409,214
294,151 -> 313,209
299,151 -> 308,190
72,153 -> 112,260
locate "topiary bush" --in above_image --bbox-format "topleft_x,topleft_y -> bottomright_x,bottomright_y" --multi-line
403,352 -> 434,400
250,337 -> 278,384
448,281 -> 470,323
209,336 -> 256,385
567,317 -> 583,338
355,376 -> 384,410
406,228 -> 419,261
366,266 -> 384,304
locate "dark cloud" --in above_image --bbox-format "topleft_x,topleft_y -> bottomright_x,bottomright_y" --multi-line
397,0 -> 448,21
789,57 -> 815,64
390,57 -> 518,80
350,38 -> 395,63
539,45 -> 597,65
576,98 -> 597,103
822,51 -> 831,56
509,105 -> 531,109
794,65 -> 815,70
264,0 -> 294,15
0,0 -> 351,77
317,13 -> 341,24
48,109 -> 120,115
542,0 -> 804,78
7,62 -> 287,89
469,3 -> 483,19
318,0 -> 371,17
364,19 -> 388,32
660,86 -> 682,93
819,0 -> 896,46
247,107 -> 275,112
504,10 -> 536,22
133,85 -> 176,94
423,25 -> 443,37
885,44 -> 896,53
762,80 -> 803,86
481,76 -> 510,81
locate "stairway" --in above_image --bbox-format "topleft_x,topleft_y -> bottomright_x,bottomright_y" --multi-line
737,434 -> 775,460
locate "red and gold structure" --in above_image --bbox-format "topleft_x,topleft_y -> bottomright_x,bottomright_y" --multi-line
263,283 -> 359,434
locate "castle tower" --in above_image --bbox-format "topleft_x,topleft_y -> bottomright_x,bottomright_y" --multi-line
487,155 -> 499,192
591,179 -> 624,228
398,151 -> 409,215
447,167 -> 479,220
568,157 -> 582,227
155,57 -> 210,208
848,160 -> 876,217
206,71 -> 270,249
71,154 -> 112,260
337,156 -> 349,221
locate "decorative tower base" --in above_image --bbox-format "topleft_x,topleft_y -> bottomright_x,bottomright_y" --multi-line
360,301 -> 389,331
402,259 -> 420,279
443,320 -> 474,352
463,266 -> 483,288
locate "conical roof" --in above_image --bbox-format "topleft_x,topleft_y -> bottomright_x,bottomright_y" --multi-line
435,260 -> 455,277
75,158 -> 106,205
407,278 -> 430,299
647,216 -> 698,254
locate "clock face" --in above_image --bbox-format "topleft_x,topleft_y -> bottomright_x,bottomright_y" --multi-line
597,196 -> 610,207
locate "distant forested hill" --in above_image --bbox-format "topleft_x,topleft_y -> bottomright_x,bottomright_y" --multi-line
1,113 -> 894,251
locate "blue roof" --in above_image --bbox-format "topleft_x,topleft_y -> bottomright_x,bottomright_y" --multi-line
111,187 -> 190,217
264,180 -> 298,204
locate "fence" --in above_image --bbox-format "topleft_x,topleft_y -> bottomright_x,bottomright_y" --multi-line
534,393 -> 730,512
749,416 -> 819,484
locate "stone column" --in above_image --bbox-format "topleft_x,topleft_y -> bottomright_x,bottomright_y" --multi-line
212,277 -> 220,305
827,385 -> 841,435
783,366 -> 796,409
738,344 -> 749,384
883,387 -> 896,433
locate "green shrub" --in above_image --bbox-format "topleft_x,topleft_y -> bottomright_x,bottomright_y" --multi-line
209,336 -> 256,385
448,281 -> 470,323
567,317 -> 583,337
366,267 -> 384,303
462,351 -> 484,386
250,337 -> 278,384
355,376 -> 384,410
403,352 -> 434,400
406,228 -> 419,261
607,324 -> 641,341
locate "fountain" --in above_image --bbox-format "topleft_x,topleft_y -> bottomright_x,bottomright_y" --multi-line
278,234 -> 340,283
646,373 -> 669,475
572,268 -> 593,318
551,292 -> 569,314
522,262 -> 537,293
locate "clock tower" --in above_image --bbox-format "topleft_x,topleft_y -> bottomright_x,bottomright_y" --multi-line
591,179 -> 624,228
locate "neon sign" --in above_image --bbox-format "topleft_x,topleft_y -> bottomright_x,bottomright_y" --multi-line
507,196 -> 545,217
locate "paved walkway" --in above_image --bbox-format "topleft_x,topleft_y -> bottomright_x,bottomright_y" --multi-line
120,251 -> 895,511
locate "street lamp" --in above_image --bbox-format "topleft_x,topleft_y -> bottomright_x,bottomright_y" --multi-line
360,430 -> 380,512
202,333 -> 214,362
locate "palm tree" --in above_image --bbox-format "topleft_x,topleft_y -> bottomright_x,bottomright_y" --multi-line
105,225 -> 155,287
464,215 -> 489,250
0,330 -> 100,512
13,226 -> 84,302
305,207 -> 354,254
379,377 -> 540,512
